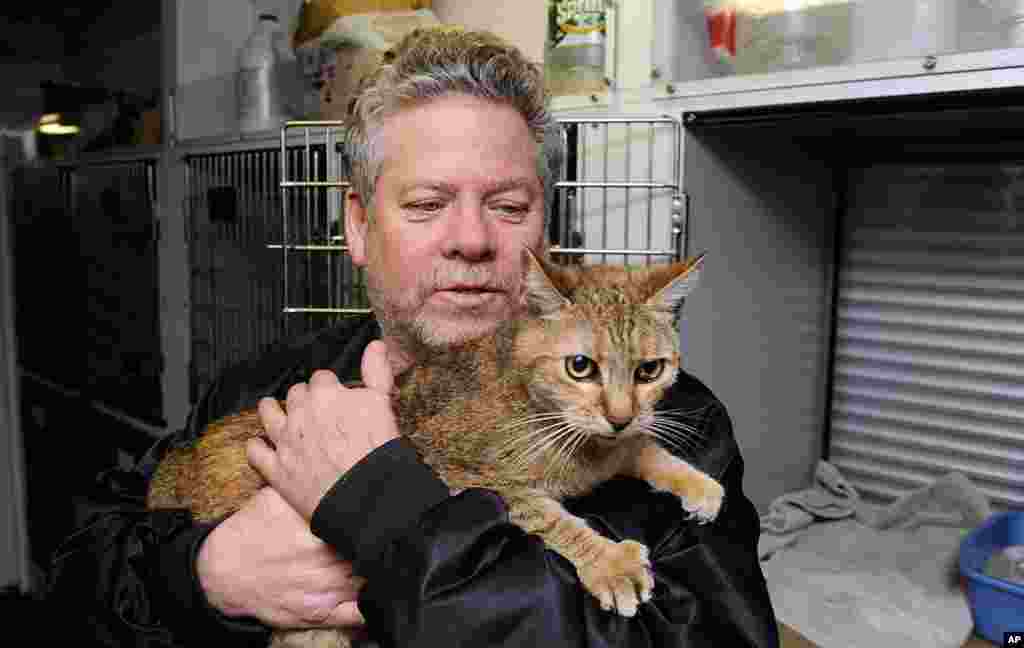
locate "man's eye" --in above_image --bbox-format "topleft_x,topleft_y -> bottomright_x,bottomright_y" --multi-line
492,203 -> 528,221
404,201 -> 445,220
411,201 -> 444,212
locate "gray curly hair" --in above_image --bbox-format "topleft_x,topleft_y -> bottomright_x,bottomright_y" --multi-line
342,26 -> 563,224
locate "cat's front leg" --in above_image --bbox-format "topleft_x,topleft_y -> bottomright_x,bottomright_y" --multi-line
503,490 -> 654,617
628,441 -> 724,523
269,628 -> 353,648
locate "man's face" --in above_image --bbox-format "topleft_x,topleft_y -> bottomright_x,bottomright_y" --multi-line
345,94 -> 547,349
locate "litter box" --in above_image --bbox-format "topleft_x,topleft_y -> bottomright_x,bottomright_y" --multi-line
959,510 -> 1024,643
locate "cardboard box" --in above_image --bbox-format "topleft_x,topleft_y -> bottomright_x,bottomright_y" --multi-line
134,108 -> 161,146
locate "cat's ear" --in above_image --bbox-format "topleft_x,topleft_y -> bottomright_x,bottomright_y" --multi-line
523,247 -> 570,317
646,253 -> 705,317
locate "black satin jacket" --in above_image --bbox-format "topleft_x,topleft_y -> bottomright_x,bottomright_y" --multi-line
47,315 -> 779,648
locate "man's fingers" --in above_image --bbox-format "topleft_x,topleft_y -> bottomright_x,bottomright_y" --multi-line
326,600 -> 366,628
284,381 -> 310,415
361,340 -> 394,394
309,369 -> 341,389
257,397 -> 287,438
246,437 -> 277,481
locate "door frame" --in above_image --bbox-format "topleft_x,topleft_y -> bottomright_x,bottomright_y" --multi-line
0,140 -> 31,591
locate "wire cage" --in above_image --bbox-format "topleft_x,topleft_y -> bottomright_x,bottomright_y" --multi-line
186,115 -> 685,403
274,114 -> 687,305
550,115 -> 685,266
184,133 -> 366,403
273,122 -> 366,317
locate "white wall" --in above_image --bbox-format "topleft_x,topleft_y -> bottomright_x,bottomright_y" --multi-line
678,124 -> 835,513
433,0 -> 545,63
176,0 -> 262,140
174,0 -> 308,140
178,0 -> 305,87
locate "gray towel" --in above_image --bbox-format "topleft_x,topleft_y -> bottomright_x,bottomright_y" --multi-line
761,460 -> 859,535
758,460 -> 860,559
860,471 -> 992,531
758,462 -> 992,560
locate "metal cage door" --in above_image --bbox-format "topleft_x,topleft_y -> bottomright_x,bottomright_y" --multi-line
274,115 -> 687,317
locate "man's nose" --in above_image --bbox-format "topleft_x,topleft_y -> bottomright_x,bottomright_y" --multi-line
442,201 -> 495,261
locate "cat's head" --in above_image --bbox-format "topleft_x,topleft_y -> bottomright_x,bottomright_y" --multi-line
510,248 -> 704,445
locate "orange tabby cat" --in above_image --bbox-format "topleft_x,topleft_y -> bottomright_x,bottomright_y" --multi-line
147,249 -> 723,648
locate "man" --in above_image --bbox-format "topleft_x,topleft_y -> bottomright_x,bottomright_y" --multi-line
47,27 -> 779,647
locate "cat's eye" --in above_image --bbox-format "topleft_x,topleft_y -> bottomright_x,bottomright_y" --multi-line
565,355 -> 598,380
635,359 -> 665,383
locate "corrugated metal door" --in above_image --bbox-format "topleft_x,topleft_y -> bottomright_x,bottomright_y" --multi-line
829,162 -> 1024,511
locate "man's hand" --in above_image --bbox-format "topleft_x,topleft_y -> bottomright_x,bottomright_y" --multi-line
247,340 -> 400,520
197,486 -> 366,629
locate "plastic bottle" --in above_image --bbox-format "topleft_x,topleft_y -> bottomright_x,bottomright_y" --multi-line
237,12 -> 291,134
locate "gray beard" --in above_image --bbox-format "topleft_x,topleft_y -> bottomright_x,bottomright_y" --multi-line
367,279 -> 456,365
378,313 -> 436,360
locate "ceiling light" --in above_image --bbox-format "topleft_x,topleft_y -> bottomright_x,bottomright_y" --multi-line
38,113 -> 80,136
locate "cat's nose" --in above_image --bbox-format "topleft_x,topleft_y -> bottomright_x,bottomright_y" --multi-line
608,416 -> 633,433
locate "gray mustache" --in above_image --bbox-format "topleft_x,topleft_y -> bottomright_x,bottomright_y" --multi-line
430,267 -> 513,292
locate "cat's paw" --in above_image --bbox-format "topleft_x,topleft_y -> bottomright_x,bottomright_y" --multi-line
270,628 -> 355,648
579,539 -> 655,617
681,476 -> 725,524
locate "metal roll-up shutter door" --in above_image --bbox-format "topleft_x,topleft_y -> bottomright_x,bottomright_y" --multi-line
828,163 -> 1024,511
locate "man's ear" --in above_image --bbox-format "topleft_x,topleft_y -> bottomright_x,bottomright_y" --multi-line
344,190 -> 370,267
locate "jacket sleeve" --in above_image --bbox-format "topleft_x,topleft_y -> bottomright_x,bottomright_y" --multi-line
310,390 -> 780,647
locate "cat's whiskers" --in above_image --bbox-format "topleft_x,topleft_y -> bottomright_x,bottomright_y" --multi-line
657,405 -> 710,416
544,412 -> 600,482
499,419 -> 577,470
550,427 -> 590,483
539,426 -> 583,485
497,411 -> 569,432
495,414 -> 570,455
646,428 -> 697,456
512,429 -> 579,476
509,422 -> 573,459
494,416 -> 570,460
650,414 -> 700,435
656,413 -> 707,436
525,424 -> 581,473
644,417 -> 704,455
512,412 -> 593,476
656,409 -> 712,439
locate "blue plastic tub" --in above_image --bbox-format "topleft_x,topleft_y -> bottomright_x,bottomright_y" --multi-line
959,511 -> 1024,643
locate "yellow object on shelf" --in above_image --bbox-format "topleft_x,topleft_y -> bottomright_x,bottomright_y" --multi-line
293,0 -> 432,48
